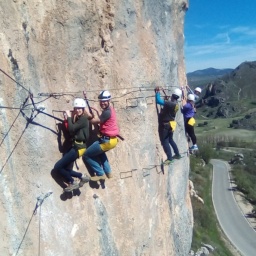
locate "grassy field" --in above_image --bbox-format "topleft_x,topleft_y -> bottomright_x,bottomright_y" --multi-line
195,117 -> 256,142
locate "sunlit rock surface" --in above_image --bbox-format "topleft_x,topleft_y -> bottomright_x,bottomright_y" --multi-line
0,1 -> 192,255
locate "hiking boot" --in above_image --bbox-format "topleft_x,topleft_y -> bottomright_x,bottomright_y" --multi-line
173,154 -> 182,159
163,159 -> 174,165
90,174 -> 107,182
64,182 -> 80,192
106,172 -> 113,179
79,174 -> 91,187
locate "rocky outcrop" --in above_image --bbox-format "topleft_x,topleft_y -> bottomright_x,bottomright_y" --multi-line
229,112 -> 256,130
195,61 -> 256,120
0,1 -> 192,255
229,153 -> 245,165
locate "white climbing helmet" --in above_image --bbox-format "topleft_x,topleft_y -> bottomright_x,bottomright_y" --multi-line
194,87 -> 202,93
73,98 -> 87,108
98,90 -> 111,101
187,94 -> 195,101
172,88 -> 182,99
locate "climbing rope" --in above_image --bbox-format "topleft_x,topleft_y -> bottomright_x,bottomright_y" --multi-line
0,122 -> 28,174
14,192 -> 53,256
37,86 -> 176,99
0,112 -> 21,147
0,68 -> 30,93
1,69 -> 187,177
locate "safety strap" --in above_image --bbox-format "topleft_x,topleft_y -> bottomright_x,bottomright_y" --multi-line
188,117 -> 196,126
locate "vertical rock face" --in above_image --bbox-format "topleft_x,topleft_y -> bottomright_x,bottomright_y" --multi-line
0,1 -> 192,255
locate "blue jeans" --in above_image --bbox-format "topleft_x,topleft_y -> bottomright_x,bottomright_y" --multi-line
54,148 -> 82,183
82,139 -> 111,176
158,123 -> 179,160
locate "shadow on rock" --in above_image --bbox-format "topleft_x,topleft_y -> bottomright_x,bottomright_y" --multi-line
60,188 -> 82,201
100,180 -> 106,189
88,180 -> 100,189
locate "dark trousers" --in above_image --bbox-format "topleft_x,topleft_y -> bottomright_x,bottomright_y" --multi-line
185,119 -> 197,145
158,123 -> 179,160
54,148 -> 82,183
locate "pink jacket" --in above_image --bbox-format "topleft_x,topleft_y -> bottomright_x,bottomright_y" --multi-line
100,107 -> 119,136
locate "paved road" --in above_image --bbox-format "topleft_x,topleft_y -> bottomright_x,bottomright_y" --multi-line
211,159 -> 256,256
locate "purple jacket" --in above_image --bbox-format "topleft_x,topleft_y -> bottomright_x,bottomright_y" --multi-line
182,102 -> 195,119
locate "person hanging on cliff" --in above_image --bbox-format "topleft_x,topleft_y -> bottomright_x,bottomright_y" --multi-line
53,98 -> 91,192
155,86 -> 182,165
181,94 -> 198,152
187,86 -> 202,109
186,86 -> 201,101
82,90 -> 119,181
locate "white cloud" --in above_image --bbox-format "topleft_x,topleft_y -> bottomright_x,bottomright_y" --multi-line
185,42 -> 256,72
214,33 -> 230,44
185,25 -> 256,72
229,26 -> 256,38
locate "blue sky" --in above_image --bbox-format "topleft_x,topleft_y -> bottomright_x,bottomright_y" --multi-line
184,0 -> 256,72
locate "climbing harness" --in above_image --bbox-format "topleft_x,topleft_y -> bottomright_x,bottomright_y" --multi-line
169,120 -> 177,131
99,136 -> 118,151
188,117 -> 196,126
73,140 -> 86,157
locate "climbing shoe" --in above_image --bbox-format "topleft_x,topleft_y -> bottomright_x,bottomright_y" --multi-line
190,145 -> 199,150
106,172 -> 113,179
90,174 -> 107,182
173,154 -> 182,159
64,182 -> 80,192
163,159 -> 174,165
79,174 -> 91,187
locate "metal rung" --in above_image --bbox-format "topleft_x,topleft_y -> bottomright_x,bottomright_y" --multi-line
142,166 -> 156,177
126,98 -> 138,108
120,168 -> 138,179
145,96 -> 154,105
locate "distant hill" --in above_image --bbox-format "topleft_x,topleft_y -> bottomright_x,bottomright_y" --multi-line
187,67 -> 233,77
187,68 -> 234,87
193,61 -> 256,130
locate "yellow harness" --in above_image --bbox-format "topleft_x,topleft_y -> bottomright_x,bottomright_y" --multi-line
99,137 -> 118,151
78,148 -> 86,157
169,121 -> 177,131
188,117 -> 196,126
74,140 -> 86,157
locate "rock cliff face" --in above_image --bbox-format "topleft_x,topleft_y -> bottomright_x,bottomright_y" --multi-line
0,1 -> 192,255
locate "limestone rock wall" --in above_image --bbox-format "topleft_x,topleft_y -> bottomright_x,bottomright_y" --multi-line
0,0 -> 192,255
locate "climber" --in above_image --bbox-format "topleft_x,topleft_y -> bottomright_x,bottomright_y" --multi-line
53,98 -> 91,192
193,87 -> 202,101
82,90 -> 119,181
187,86 -> 202,101
181,94 -> 198,151
155,86 -> 182,165
194,87 -> 204,109
187,86 -> 202,109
